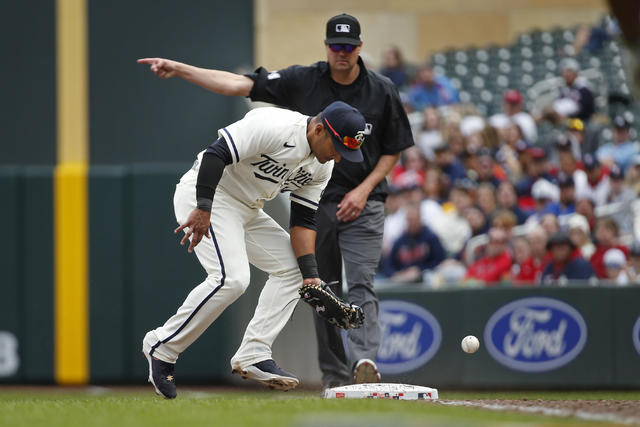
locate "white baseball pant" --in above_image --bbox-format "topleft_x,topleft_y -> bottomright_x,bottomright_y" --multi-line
143,181 -> 303,370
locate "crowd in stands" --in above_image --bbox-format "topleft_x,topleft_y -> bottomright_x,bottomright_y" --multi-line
376,19 -> 640,287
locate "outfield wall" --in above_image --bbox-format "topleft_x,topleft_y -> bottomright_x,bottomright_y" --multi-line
1,166 -> 640,388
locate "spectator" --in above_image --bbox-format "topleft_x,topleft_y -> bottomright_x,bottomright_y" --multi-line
496,181 -> 530,224
540,213 -> 560,237
391,146 -> 426,189
591,217 -> 629,278
434,141 -> 467,188
552,58 -> 595,122
596,115 -> 640,171
525,226 -> 553,280
433,180 -> 473,255
489,89 -> 538,143
414,107 -> 443,159
555,135 -> 590,193
476,183 -> 497,218
465,228 -> 513,285
546,172 -> 576,217
526,179 -> 560,225
443,116 -> 466,157
423,167 -> 447,203
607,164 -> 636,232
575,196 -> 597,230
516,147 -> 553,202
540,232 -> 595,284
407,64 -> 459,111
603,248 -> 631,285
383,203 -> 446,282
565,119 -> 587,157
495,126 -> 525,181
492,210 -> 518,238
472,148 -> 503,187
575,153 -> 610,206
462,205 -> 489,238
379,45 -> 410,89
568,214 -> 596,260
510,237 -> 537,285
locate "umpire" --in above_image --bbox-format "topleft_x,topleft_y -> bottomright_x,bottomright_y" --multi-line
139,13 -> 414,389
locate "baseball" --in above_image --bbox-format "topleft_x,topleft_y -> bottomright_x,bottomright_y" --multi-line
461,335 -> 480,354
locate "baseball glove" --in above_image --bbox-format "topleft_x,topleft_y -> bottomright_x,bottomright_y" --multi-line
299,281 -> 364,329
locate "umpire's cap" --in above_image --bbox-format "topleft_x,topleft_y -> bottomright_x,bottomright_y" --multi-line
321,101 -> 366,162
325,14 -> 361,45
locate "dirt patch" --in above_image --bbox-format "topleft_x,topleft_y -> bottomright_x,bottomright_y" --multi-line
439,399 -> 640,425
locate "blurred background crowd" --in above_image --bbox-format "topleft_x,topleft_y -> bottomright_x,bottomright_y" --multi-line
374,15 -> 640,288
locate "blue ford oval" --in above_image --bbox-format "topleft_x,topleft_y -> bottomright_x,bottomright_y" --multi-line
484,297 -> 587,372
376,300 -> 442,374
633,316 -> 640,356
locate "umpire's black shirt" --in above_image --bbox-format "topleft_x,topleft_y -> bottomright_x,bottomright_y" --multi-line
246,57 -> 414,203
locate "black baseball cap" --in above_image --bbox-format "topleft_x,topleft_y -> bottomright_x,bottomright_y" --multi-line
613,115 -> 630,129
582,153 -> 600,170
557,172 -> 574,187
321,101 -> 366,162
609,163 -> 624,179
325,14 -> 361,45
547,231 -> 576,250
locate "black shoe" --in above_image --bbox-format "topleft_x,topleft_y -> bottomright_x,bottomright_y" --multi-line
144,351 -> 177,399
233,359 -> 300,391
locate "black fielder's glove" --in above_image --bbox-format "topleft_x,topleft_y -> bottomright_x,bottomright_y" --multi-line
298,281 -> 364,329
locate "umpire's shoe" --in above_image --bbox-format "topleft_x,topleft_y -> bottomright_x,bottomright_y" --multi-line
353,358 -> 381,384
233,359 -> 299,391
143,351 -> 177,399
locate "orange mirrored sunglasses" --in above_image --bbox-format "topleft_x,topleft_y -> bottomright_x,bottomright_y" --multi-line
324,118 -> 363,150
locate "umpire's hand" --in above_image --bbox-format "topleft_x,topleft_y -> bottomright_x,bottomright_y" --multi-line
175,208 -> 211,253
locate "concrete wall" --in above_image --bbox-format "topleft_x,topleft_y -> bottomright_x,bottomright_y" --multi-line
254,0 -> 608,70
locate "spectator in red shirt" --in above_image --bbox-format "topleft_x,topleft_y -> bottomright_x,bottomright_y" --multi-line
465,227 -> 513,285
590,217 -> 629,278
511,237 -> 537,285
512,226 -> 551,284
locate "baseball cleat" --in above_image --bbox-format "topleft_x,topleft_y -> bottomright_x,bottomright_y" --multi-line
353,358 -> 381,384
143,351 -> 177,399
233,359 -> 300,391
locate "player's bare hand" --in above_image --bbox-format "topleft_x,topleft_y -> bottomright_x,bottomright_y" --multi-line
174,208 -> 211,253
137,57 -> 179,79
336,186 -> 369,222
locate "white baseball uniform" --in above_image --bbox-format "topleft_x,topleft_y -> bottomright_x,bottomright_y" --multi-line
143,107 -> 333,370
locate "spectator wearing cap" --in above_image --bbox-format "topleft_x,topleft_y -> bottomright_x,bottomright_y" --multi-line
546,172 -> 577,217
434,140 -> 466,188
591,217 -> 629,279
465,227 -> 513,285
568,214 -> 596,260
565,119 -> 587,157
553,58 -> 595,122
496,181 -> 530,224
383,203 -> 446,282
603,248 -> 631,285
379,45 -> 411,89
607,163 -> 636,232
407,64 -> 459,111
575,153 -> 610,206
515,147 -> 554,205
525,179 -> 560,226
596,115 -> 640,171
489,89 -> 538,143
540,232 -> 595,284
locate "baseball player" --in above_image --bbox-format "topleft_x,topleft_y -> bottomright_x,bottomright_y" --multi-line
142,101 -> 366,399
139,13 -> 414,389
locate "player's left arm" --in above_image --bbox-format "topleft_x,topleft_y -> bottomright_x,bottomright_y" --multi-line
290,202 -> 322,286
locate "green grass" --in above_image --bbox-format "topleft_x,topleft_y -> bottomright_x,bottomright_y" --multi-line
0,388 -> 638,427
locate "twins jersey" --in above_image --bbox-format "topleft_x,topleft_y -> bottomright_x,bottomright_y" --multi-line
182,107 -> 333,210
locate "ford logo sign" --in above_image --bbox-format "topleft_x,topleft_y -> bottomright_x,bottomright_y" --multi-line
633,316 -> 640,356
484,297 -> 587,372
376,300 -> 441,374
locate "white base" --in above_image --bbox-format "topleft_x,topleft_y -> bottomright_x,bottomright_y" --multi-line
323,383 -> 438,400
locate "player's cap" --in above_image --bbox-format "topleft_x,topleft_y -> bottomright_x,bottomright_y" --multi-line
613,115 -> 630,129
582,153 -> 600,170
321,101 -> 366,162
503,89 -> 522,104
325,14 -> 361,45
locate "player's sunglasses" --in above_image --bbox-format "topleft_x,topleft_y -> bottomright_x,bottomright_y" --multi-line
328,44 -> 357,53
324,118 -> 364,150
